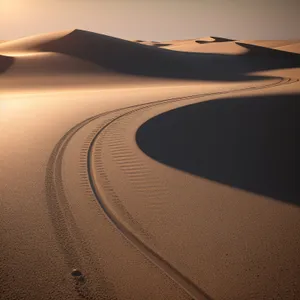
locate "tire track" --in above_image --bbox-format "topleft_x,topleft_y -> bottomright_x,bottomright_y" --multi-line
86,77 -> 298,300
45,76 -> 298,300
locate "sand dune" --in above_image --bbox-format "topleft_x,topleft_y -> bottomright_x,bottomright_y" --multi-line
0,30 -> 73,54
3,52 -> 106,76
195,36 -> 234,44
277,42 -> 300,54
241,39 -> 300,49
139,37 -> 299,57
194,36 -> 217,43
163,39 -> 248,54
1,29 -> 300,90
7,29 -> 210,79
236,42 -> 300,59
0,29 -> 229,80
238,40 -> 300,55
162,38 -> 300,56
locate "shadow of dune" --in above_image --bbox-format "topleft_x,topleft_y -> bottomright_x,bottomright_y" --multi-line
196,37 -> 235,44
35,29 -> 300,82
152,43 -> 172,47
136,94 -> 299,205
0,55 -> 14,73
236,42 -> 300,61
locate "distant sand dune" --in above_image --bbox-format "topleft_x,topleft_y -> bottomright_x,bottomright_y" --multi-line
277,42 -> 300,54
241,39 -> 300,49
156,36 -> 234,53
164,40 -> 248,54
195,36 -> 234,44
0,29 -> 260,81
30,29 -> 205,79
236,42 -> 300,60
35,30 -> 300,78
163,38 -> 300,56
1,29 -> 300,87
195,36 -> 216,43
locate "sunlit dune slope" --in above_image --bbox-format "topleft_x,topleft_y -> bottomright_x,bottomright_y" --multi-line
241,39 -> 300,49
135,36 -> 240,54
0,30 -> 73,54
277,42 -> 300,54
235,42 -> 300,60
196,36 -> 234,43
144,36 -> 300,56
163,39 -> 247,54
3,52 -> 106,76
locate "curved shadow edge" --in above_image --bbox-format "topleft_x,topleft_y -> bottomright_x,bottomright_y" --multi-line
136,94 -> 299,206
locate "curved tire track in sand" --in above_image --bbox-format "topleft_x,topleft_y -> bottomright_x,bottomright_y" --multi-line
45,76 -> 297,300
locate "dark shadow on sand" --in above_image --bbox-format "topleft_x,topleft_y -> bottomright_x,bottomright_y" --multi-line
136,94 -> 299,205
152,43 -> 173,47
195,37 -> 235,44
37,30 -> 300,82
0,55 -> 14,74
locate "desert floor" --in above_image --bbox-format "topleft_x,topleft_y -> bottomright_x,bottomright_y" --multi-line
0,30 -> 299,300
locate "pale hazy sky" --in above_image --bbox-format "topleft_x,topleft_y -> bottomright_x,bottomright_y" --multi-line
1,0 -> 299,41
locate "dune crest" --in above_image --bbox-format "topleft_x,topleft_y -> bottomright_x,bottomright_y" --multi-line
0,30 -> 73,54
236,42 -> 300,60
240,39 -> 300,49
277,42 -> 300,54
164,40 -> 247,54
195,36 -> 234,44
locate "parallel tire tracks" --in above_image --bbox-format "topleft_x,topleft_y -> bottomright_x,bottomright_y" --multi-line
45,77 -> 298,300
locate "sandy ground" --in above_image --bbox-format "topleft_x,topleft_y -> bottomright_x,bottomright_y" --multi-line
0,29 -> 299,300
